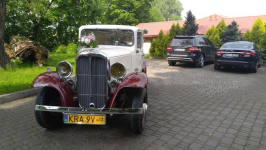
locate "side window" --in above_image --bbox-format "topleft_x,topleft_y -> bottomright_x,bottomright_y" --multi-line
198,37 -> 206,45
137,32 -> 143,49
203,38 -> 212,46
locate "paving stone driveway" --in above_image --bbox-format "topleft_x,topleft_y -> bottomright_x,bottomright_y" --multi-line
1,59 -> 266,150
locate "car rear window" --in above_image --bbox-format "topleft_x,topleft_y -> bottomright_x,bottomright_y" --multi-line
221,43 -> 252,49
170,37 -> 194,46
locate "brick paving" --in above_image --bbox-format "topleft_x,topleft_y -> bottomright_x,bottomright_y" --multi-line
1,59 -> 266,150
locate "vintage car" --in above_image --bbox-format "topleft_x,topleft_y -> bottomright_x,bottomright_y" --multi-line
32,25 -> 148,133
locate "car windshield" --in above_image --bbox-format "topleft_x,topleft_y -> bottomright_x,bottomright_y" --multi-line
80,29 -> 134,46
221,43 -> 252,49
170,37 -> 194,46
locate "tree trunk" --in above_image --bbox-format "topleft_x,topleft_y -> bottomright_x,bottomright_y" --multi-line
0,0 -> 11,69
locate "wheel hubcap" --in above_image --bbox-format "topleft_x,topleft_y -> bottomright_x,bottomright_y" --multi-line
200,56 -> 204,66
142,103 -> 148,124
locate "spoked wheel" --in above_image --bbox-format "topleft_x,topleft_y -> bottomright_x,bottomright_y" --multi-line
131,89 -> 148,134
35,87 -> 63,129
196,54 -> 204,68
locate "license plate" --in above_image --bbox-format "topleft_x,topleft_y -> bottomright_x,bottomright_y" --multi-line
174,49 -> 185,51
64,114 -> 106,125
223,54 -> 239,58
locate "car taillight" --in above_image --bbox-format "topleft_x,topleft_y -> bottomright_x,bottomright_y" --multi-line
242,51 -> 255,56
167,47 -> 173,51
216,50 -> 225,54
188,47 -> 200,52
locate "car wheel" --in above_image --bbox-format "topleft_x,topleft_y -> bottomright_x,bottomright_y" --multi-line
258,62 -> 261,68
35,87 -> 63,129
168,60 -> 176,66
196,54 -> 204,68
250,62 -> 258,73
131,89 -> 147,134
214,64 -> 221,70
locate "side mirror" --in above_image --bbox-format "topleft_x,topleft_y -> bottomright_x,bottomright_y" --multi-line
144,29 -> 148,34
261,48 -> 265,52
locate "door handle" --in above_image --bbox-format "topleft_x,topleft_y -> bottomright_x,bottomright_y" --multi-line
136,50 -> 139,53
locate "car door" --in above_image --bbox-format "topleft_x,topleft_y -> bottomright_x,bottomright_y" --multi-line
198,37 -> 211,61
204,37 -> 216,61
136,31 -> 144,71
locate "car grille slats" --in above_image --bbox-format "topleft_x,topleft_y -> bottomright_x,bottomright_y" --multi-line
77,56 -> 107,108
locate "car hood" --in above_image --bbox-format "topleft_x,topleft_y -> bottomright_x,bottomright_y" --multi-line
96,46 -> 133,58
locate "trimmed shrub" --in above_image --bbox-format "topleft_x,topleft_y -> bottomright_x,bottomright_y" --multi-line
55,45 -> 67,54
66,43 -> 78,54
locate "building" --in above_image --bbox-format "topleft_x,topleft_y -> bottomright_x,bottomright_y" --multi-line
136,14 -> 266,54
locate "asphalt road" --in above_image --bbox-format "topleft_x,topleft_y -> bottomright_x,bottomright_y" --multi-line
1,59 -> 266,150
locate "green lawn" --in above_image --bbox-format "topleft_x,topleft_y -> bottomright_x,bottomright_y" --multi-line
0,53 -> 76,95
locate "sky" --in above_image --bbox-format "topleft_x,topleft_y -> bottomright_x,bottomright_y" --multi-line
179,0 -> 266,20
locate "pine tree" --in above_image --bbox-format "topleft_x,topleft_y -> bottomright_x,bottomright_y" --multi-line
182,10 -> 198,35
220,21 -> 242,44
250,18 -> 265,49
154,30 -> 165,57
149,38 -> 157,56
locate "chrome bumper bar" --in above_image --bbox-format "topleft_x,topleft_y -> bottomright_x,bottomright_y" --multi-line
167,57 -> 193,62
35,105 -> 142,114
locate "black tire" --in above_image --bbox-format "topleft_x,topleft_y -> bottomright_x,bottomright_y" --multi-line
250,62 -> 258,73
214,64 -> 221,70
195,54 -> 204,68
131,89 -> 147,134
35,87 -> 63,129
168,60 -> 176,66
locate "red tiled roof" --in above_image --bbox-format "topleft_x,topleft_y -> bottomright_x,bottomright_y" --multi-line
137,15 -> 266,38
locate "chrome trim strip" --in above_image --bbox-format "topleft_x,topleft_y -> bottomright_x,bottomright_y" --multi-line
35,105 -> 143,114
169,55 -> 188,57
167,57 -> 193,62
216,60 -> 249,63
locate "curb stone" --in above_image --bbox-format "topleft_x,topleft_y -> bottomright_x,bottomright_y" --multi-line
0,87 -> 42,104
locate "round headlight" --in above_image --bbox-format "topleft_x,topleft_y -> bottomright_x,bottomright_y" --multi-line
56,61 -> 73,78
110,63 -> 126,79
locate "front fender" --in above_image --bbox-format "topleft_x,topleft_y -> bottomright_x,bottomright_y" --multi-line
109,72 -> 148,108
31,72 -> 76,107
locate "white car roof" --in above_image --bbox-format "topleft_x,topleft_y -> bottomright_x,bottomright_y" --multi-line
79,25 -> 141,32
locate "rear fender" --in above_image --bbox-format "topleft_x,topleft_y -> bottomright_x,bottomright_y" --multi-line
31,72 -> 75,107
109,72 -> 148,108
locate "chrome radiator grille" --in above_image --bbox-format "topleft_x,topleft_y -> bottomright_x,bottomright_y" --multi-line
77,56 -> 107,108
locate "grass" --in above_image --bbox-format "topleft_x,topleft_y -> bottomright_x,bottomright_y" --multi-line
0,53 -> 76,95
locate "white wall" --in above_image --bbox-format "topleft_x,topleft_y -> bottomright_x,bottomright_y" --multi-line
143,43 -> 151,54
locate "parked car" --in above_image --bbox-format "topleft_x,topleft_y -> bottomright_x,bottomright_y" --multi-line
166,35 -> 216,67
32,25 -> 148,134
214,41 -> 262,73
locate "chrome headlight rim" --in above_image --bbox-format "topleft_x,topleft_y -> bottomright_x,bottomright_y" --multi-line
110,62 -> 126,79
56,61 -> 73,79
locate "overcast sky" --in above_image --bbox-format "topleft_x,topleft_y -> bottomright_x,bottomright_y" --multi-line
179,0 -> 266,20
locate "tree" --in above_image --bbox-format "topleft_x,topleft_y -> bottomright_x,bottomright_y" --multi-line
220,21 -> 242,44
5,0 -> 106,49
154,30 -> 165,57
205,20 -> 226,48
149,38 -> 157,56
149,0 -> 183,22
0,0 -> 11,69
250,18 -> 265,49
105,0 -> 153,25
182,10 -> 198,36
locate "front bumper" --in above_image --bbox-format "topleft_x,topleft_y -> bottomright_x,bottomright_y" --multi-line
35,105 -> 143,114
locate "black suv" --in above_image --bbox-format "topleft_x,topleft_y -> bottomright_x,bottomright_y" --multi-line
166,35 -> 216,67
